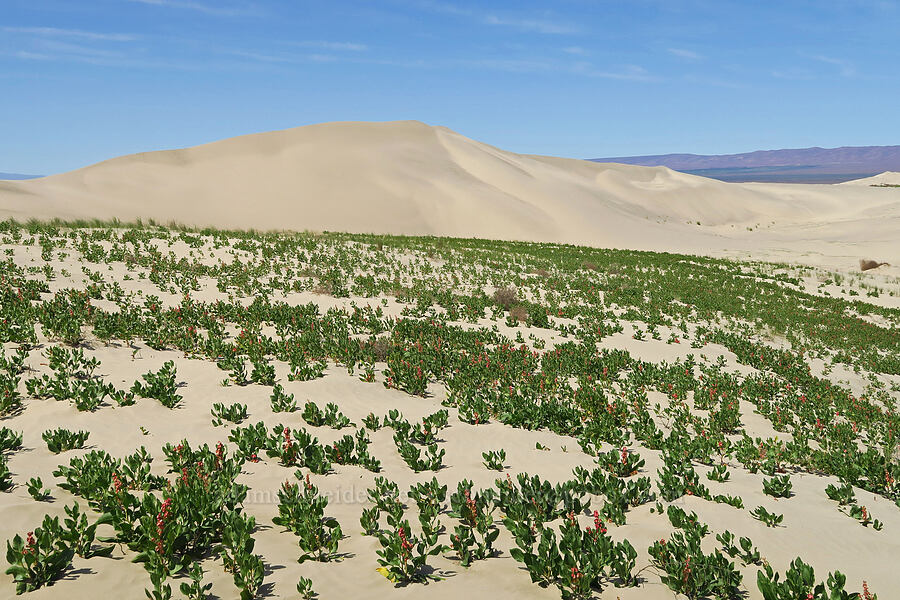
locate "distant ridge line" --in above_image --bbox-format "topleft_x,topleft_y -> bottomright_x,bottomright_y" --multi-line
590,144 -> 900,183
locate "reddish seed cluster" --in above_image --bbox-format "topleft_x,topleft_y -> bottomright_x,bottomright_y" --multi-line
398,526 -> 412,555
283,427 -> 293,453
215,442 -> 224,469
590,510 -> 607,535
155,497 -> 173,554
863,581 -> 874,600
464,488 -> 477,524
682,556 -> 692,584
24,532 -> 36,556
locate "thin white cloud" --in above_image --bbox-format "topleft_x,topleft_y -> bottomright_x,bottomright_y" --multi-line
668,47 -> 702,60
807,54 -> 855,77
36,39 -> 128,59
483,15 -> 579,34
459,57 -> 553,73
407,2 -> 578,34
408,0 -> 471,16
562,46 -> 588,55
771,68 -> 815,81
128,0 -> 260,17
2,26 -> 137,42
288,41 -> 368,52
579,63 -> 658,82
13,50 -> 53,61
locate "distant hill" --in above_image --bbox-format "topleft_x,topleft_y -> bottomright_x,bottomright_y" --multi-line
591,145 -> 900,183
0,172 -> 41,180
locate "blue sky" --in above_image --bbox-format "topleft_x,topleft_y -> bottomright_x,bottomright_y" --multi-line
2,0 -> 899,174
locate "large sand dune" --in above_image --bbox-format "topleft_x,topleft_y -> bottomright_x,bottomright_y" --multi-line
1,120 -> 898,268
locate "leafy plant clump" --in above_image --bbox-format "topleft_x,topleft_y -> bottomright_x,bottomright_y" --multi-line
131,361 -> 182,408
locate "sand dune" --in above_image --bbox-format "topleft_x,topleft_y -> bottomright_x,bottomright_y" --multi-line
1,120 -> 898,269
840,171 -> 900,186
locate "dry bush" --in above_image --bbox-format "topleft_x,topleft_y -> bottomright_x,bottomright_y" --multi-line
311,281 -> 332,295
509,305 -> 529,323
493,286 -> 519,310
582,260 -> 599,271
860,259 -> 890,271
371,337 -> 392,362
531,268 -> 551,278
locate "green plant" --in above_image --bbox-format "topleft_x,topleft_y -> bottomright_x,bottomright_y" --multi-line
42,428 -> 89,454
598,446 -> 644,477
757,557 -> 862,600
131,361 -> 182,408
270,384 -> 296,412
707,463 -> 731,482
375,520 -> 442,584
648,521 -> 742,600
26,477 -> 50,501
211,402 -> 248,426
0,427 -> 23,453
5,515 -> 75,594
219,510 -> 264,600
179,561 -> 212,600
762,474 -> 793,498
272,472 -> 342,562
448,480 -> 498,566
716,531 -> 761,565
482,449 -> 506,471
61,502 -> 113,558
750,506 -> 784,527
825,483 -> 856,506
296,576 -> 316,599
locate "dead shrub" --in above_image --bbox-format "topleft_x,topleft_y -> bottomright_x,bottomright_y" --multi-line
311,281 -> 332,295
860,259 -> 890,271
508,305 -> 529,323
531,268 -> 550,278
371,337 -> 392,362
582,260 -> 599,271
493,286 -> 518,310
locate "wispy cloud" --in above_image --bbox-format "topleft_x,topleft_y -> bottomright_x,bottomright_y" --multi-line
667,47 -> 702,60
771,68 -> 815,81
2,26 -> 137,42
576,63 -> 658,82
458,57 -> 553,73
483,15 -> 579,35
287,41 -> 368,52
407,0 -> 470,16
562,46 -> 588,56
807,53 -> 855,77
406,1 -> 579,35
127,0 -> 260,17
35,39 -> 128,59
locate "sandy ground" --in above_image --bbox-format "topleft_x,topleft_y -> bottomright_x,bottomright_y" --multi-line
0,230 -> 898,600
0,121 -> 897,275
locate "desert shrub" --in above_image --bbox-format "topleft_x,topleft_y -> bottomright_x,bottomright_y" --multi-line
859,259 -> 888,271
492,286 -> 518,310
